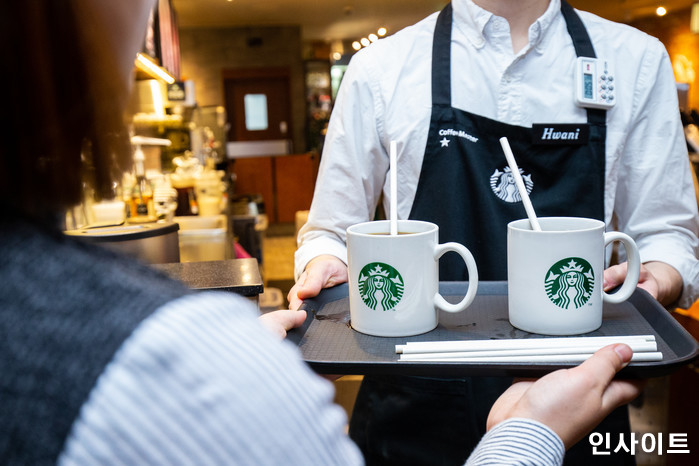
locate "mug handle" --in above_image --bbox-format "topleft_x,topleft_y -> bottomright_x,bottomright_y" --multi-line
433,242 -> 479,313
603,232 -> 641,304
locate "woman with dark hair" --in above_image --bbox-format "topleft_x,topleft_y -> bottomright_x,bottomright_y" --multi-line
0,1 -> 133,219
0,2 -> 349,464
0,1 -> 641,465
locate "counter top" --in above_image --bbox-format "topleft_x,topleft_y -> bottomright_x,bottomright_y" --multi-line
153,258 -> 263,297
226,140 -> 292,158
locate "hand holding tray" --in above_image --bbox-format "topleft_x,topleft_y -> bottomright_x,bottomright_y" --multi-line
287,281 -> 699,378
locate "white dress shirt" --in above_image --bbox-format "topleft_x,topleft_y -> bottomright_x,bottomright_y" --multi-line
58,291 -> 564,465
58,292 -> 363,465
296,0 -> 699,308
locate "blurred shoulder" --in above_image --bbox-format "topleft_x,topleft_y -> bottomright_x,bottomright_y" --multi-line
576,9 -> 666,57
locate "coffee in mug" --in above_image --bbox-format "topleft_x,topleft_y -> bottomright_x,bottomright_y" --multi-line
507,217 -> 641,335
347,219 -> 479,337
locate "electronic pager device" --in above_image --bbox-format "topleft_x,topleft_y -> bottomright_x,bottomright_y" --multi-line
575,57 -> 615,109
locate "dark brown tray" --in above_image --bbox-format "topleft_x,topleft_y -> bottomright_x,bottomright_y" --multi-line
288,281 -> 699,378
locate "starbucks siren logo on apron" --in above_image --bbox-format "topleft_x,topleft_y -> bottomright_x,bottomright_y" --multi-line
544,258 -> 595,309
358,263 -> 404,311
490,166 -> 534,203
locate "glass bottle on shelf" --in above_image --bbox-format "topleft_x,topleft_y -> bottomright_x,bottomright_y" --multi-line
128,144 -> 156,222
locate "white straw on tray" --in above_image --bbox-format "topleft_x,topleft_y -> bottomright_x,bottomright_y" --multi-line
398,341 -> 658,360
398,352 -> 663,363
395,335 -> 656,354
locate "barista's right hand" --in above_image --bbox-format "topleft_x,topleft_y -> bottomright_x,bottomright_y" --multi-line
486,344 -> 643,450
288,255 -> 348,310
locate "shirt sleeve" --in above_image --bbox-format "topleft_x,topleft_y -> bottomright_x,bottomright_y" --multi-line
611,37 -> 699,308
58,292 -> 364,466
464,418 -> 564,466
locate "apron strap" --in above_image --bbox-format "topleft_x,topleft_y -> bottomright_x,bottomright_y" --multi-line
560,0 -> 606,126
561,0 -> 595,58
431,3 -> 453,106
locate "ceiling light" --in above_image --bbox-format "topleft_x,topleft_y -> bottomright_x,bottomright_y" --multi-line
656,6 -> 667,16
352,27 -> 387,52
692,3 -> 699,33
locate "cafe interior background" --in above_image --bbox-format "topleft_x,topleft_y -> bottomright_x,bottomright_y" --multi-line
66,1 -> 699,463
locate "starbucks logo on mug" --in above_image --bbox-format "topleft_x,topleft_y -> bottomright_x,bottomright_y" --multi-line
358,262 -> 404,311
544,258 -> 595,310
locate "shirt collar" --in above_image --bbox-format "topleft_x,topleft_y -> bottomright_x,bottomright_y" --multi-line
452,0 -> 561,53
453,0 -> 491,49
531,0 -> 561,54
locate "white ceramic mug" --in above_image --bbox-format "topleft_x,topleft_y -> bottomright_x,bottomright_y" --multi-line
507,217 -> 641,335
346,220 -> 479,337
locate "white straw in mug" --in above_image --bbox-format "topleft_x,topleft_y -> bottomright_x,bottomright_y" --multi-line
499,136 -> 541,231
389,140 -> 398,236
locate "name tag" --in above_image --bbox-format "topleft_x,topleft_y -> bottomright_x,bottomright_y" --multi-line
531,124 -> 590,145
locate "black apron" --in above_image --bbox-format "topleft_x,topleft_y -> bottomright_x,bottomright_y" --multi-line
411,1 -> 605,281
349,3 -> 634,465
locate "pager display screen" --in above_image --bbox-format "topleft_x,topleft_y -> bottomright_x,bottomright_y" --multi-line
583,73 -> 594,100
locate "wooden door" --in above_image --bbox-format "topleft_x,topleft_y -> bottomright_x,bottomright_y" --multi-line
224,68 -> 292,222
223,67 -> 291,142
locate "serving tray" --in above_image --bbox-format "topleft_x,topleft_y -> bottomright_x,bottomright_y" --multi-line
288,281 -> 699,378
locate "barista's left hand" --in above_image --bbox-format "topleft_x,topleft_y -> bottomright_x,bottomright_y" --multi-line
258,309 -> 307,339
604,261 -> 682,306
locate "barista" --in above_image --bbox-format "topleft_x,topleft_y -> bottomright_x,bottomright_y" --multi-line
290,0 -> 699,464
